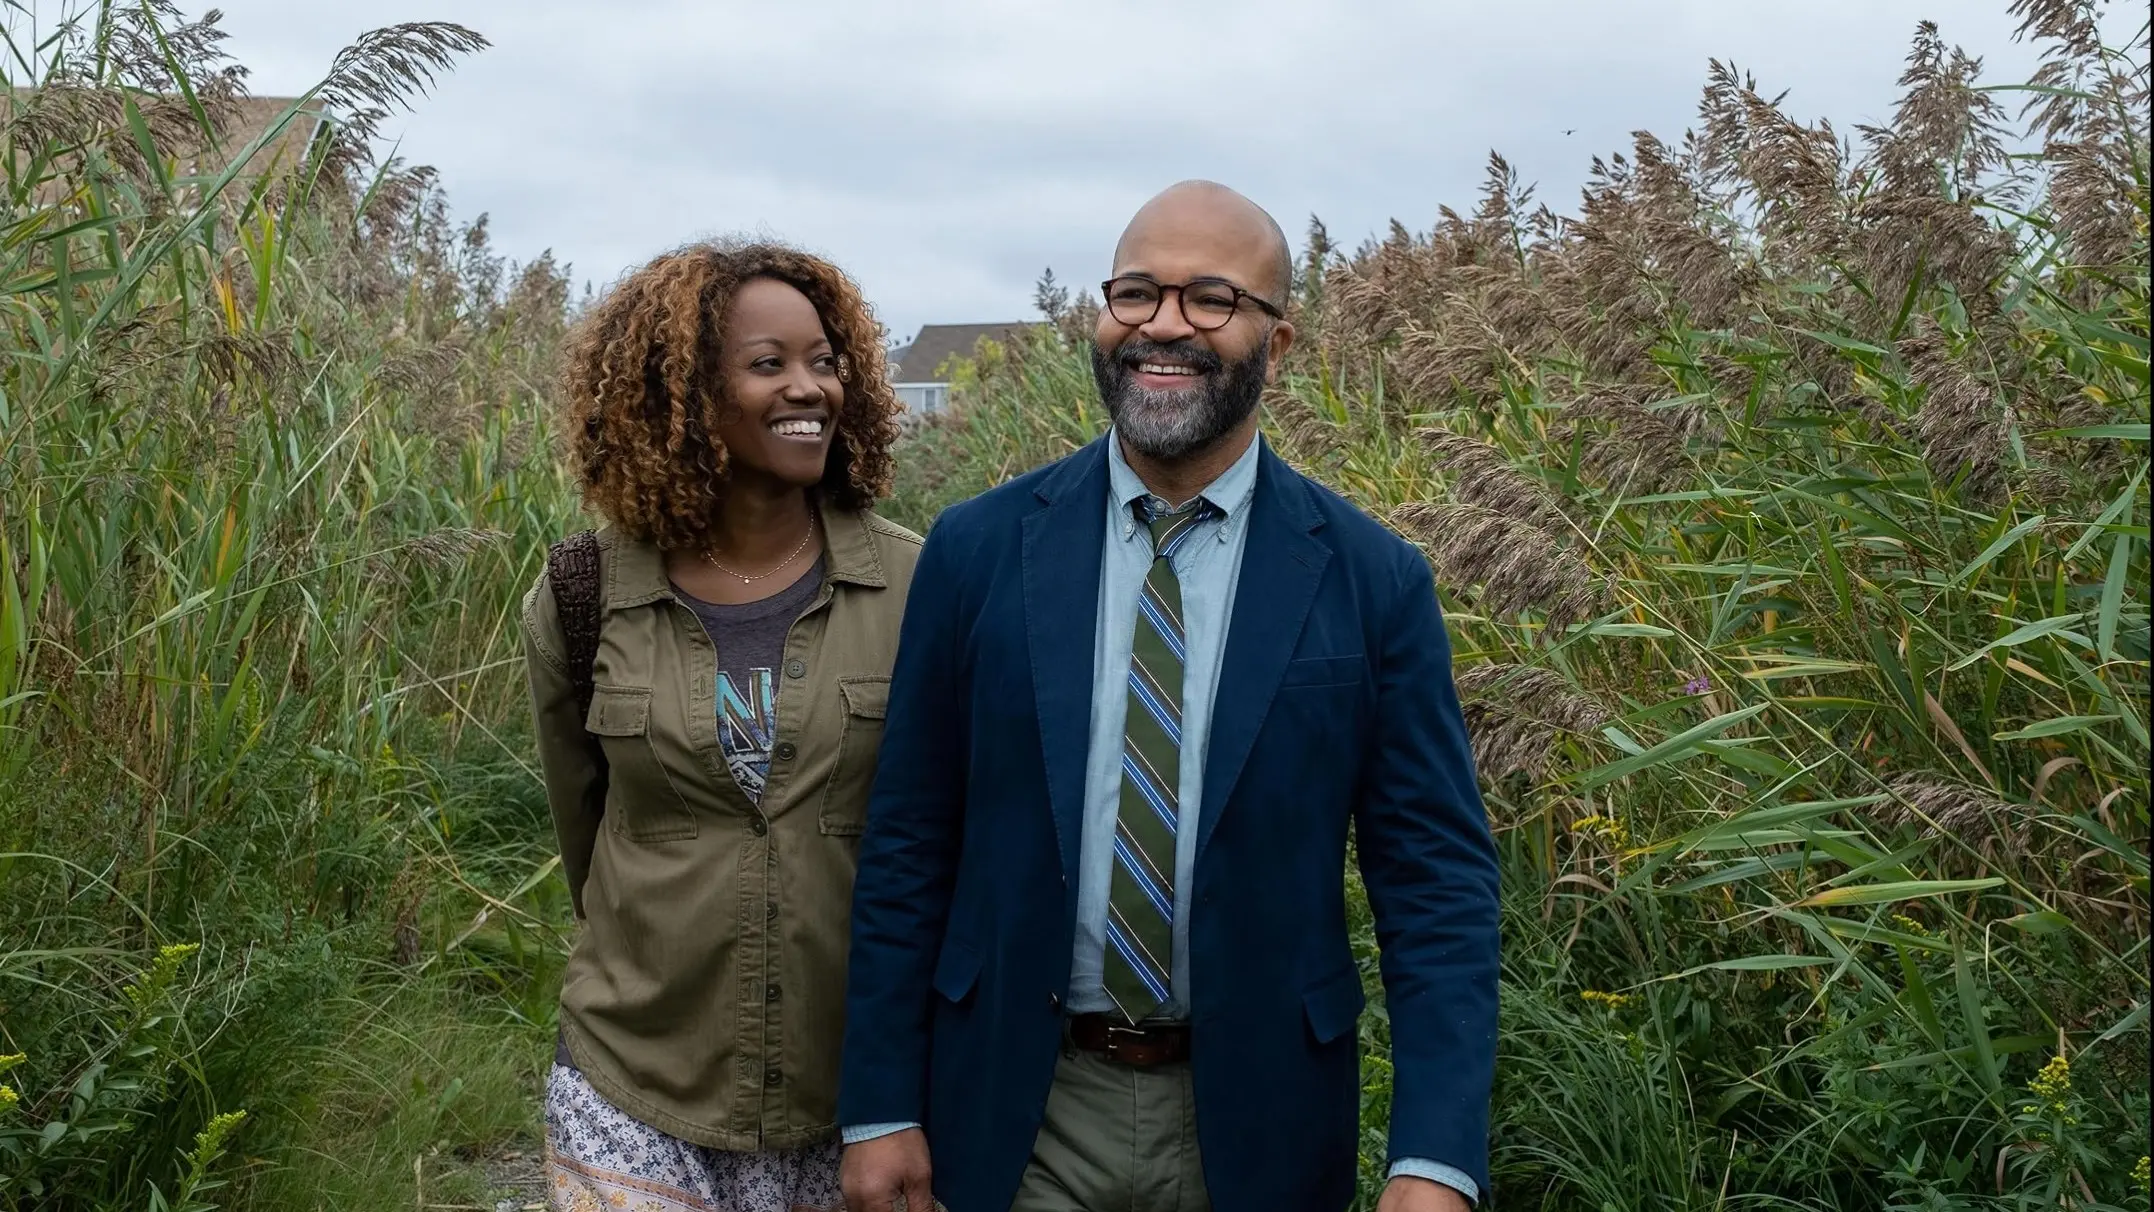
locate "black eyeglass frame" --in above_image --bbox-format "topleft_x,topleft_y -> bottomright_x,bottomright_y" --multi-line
1099,274 -> 1286,330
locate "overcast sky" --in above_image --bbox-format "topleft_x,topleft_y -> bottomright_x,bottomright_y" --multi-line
150,0 -> 2130,342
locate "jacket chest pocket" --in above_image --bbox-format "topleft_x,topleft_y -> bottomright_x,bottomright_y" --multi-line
586,685 -> 699,842
818,675 -> 889,836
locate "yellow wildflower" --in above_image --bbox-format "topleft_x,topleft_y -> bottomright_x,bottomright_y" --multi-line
124,942 -> 201,1010
1580,989 -> 1633,1009
1889,914 -> 1928,936
0,1053 -> 22,1076
1570,814 -> 1632,848
2132,1155 -> 2149,1190
2027,1053 -> 2071,1112
0,1085 -> 17,1113
191,1109 -> 247,1157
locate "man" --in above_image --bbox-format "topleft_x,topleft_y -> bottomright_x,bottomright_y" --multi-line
837,181 -> 1498,1212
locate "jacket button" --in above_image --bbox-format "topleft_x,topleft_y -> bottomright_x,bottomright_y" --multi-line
764,1067 -> 783,1087
751,817 -> 768,836
1049,992 -> 1061,1012
774,742 -> 797,762
785,659 -> 806,679
766,983 -> 782,1003
766,901 -> 779,921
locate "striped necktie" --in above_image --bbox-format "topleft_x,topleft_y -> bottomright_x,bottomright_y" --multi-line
1103,496 -> 1214,1022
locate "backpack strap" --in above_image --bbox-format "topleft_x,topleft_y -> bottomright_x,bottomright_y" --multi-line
546,529 -> 605,734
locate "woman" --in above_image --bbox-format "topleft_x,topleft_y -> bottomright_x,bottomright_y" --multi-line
522,240 -> 915,1212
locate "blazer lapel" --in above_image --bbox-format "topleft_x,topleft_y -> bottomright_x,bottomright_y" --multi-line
1198,446 -> 1330,862
1022,439 -> 1110,885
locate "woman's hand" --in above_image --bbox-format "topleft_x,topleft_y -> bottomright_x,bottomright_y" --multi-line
840,1128 -> 935,1212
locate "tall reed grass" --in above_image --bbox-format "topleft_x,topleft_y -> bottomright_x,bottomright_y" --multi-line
2,4 -> 579,1205
899,6 -> 2151,1207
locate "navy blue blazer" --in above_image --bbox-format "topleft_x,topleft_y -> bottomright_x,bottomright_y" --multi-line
838,436 -> 1499,1211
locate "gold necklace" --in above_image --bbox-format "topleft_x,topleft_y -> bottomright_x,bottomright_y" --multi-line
701,523 -> 815,585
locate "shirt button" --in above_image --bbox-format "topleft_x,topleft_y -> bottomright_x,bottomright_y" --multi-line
774,742 -> 797,762
766,983 -> 782,1002
763,1067 -> 783,1087
751,817 -> 768,836
784,659 -> 806,679
766,901 -> 779,921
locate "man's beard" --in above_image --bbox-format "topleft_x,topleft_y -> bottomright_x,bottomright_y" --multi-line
1090,334 -> 1270,462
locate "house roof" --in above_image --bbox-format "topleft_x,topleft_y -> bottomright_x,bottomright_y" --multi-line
889,322 -> 1042,384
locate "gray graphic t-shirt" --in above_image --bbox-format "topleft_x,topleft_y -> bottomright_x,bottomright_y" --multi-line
672,559 -> 824,805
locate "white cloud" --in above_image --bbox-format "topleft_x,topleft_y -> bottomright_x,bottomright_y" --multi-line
192,0 -> 2129,341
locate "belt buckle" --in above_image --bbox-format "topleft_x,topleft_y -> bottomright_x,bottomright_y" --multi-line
1102,1022 -> 1150,1064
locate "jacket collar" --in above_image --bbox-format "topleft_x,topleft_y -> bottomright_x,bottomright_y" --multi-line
603,493 -> 888,609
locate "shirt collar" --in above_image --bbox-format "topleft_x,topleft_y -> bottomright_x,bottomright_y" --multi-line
605,493 -> 888,608
1105,428 -> 1263,524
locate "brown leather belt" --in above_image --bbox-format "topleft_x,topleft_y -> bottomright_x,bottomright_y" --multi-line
1067,1014 -> 1191,1067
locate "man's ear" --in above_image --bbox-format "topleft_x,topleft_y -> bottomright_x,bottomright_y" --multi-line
1263,321 -> 1296,384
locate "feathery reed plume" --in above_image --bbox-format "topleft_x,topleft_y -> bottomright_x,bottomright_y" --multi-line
2009,0 -> 2114,141
1898,320 -> 2014,497
1882,773 -> 2020,840
311,23 -> 489,170
1415,429 -> 1569,530
1859,22 -> 2013,199
1694,60 -> 1759,193
1264,385 -> 1335,458
1391,502 -> 1602,626
1561,389 -> 1697,493
1850,193 -> 2013,324
1454,663 -> 1614,781
370,527 -> 509,586
2045,140 -> 2146,270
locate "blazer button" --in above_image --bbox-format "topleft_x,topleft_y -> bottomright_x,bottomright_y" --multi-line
785,659 -> 806,679
1048,992 -> 1061,1012
774,742 -> 797,762
751,817 -> 768,836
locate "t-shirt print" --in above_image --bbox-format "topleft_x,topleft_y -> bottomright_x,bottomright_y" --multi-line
717,666 -> 778,803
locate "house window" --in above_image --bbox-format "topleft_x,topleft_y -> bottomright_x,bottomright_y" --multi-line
895,385 -> 948,414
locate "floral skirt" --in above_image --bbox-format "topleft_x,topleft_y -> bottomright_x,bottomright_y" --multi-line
544,1063 -> 843,1212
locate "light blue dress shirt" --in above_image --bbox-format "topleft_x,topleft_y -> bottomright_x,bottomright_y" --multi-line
844,431 -> 1477,1205
1065,428 -> 1259,1017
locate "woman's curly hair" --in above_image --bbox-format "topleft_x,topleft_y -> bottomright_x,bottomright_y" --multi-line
558,239 -> 901,550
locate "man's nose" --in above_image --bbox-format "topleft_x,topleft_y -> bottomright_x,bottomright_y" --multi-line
1138,286 -> 1198,343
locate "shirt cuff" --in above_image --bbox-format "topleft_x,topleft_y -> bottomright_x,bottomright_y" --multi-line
1388,1158 -> 1480,1205
840,1121 -> 920,1146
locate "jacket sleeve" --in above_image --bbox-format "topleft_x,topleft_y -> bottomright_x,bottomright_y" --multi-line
838,516 -> 970,1128
1353,542 -> 1500,1196
522,574 -> 605,920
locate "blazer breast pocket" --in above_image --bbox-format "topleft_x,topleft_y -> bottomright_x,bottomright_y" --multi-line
1278,654 -> 1366,691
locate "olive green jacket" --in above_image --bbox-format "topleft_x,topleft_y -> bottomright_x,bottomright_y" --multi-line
521,500 -> 921,1150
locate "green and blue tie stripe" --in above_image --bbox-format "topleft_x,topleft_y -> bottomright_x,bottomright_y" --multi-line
1103,497 -> 1214,1022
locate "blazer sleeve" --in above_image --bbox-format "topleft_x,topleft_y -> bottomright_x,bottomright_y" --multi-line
521,574 -> 605,920
1352,542 -> 1500,1194
838,516 -> 972,1127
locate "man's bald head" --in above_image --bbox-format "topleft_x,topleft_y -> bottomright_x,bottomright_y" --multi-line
1112,180 -> 1293,305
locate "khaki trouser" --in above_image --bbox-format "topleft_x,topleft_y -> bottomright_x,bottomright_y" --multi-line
1010,1042 -> 1212,1212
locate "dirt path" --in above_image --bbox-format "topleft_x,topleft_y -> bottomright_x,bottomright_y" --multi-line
458,1145 -> 550,1211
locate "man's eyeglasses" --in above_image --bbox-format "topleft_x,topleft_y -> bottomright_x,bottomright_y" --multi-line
1100,275 -> 1285,331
